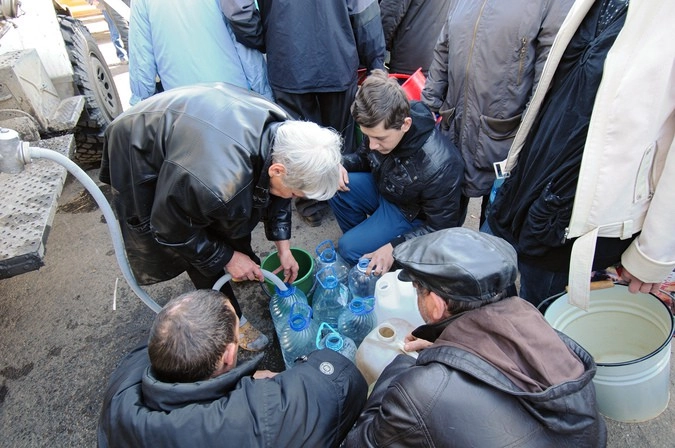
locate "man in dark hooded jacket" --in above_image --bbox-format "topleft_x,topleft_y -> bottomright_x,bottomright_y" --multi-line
345,228 -> 606,447
329,69 -> 464,273
98,289 -> 367,447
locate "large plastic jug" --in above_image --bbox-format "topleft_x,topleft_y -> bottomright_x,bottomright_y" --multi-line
315,239 -> 351,284
313,266 -> 350,328
373,270 -> 425,327
315,322 -> 357,362
348,258 -> 380,299
355,318 -> 418,385
269,283 -> 309,337
338,296 -> 376,347
279,302 -> 319,370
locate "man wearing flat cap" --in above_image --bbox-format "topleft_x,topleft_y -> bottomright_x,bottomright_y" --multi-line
345,228 -> 607,447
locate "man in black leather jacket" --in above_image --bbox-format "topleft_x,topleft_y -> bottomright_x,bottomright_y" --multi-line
329,69 -> 464,273
98,289 -> 367,447
99,83 -> 343,351
345,228 -> 607,447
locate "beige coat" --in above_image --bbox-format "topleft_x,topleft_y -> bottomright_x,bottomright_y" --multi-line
500,0 -> 675,306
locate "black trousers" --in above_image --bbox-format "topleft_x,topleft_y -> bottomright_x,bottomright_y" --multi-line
273,83 -> 358,154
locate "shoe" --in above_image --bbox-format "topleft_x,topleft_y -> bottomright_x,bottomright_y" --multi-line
300,210 -> 323,227
118,57 -> 128,65
295,199 -> 328,227
238,320 -> 269,351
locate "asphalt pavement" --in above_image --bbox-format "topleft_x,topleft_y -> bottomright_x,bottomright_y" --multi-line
0,12 -> 672,448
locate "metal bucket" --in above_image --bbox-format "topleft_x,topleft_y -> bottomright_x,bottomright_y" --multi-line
543,285 -> 673,422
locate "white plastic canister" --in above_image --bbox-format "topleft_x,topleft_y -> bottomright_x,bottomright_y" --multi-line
374,270 -> 424,327
544,285 -> 674,422
355,318 -> 418,386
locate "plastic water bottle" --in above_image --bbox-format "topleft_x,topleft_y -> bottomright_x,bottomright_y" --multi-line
315,322 -> 357,362
269,283 -> 309,337
355,318 -> 418,385
338,296 -> 376,347
348,258 -> 380,299
313,266 -> 349,328
279,302 -> 319,370
373,270 -> 425,327
315,240 -> 351,284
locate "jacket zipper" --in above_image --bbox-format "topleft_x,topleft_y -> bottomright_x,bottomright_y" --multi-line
517,37 -> 527,85
460,0 -> 489,149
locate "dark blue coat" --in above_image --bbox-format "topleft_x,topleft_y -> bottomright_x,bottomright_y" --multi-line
98,347 -> 367,447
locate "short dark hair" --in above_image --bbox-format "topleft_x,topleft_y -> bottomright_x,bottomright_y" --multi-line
351,69 -> 410,129
148,290 -> 237,383
412,275 -> 507,315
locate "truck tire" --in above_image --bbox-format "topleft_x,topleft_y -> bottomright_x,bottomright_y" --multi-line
58,15 -> 123,164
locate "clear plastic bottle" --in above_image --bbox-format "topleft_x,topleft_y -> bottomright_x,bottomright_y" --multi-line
313,266 -> 349,329
348,257 -> 380,299
338,296 -> 377,347
314,239 -> 351,284
279,302 -> 319,370
315,322 -> 357,362
269,283 -> 309,337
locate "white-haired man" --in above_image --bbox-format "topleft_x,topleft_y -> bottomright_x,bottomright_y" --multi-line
100,82 -> 343,351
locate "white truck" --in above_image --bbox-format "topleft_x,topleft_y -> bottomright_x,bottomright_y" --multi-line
0,0 -> 123,278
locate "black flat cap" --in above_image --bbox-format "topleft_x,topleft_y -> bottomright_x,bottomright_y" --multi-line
394,228 -> 517,302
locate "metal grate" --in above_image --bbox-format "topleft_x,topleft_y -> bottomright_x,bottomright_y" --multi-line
0,134 -> 74,278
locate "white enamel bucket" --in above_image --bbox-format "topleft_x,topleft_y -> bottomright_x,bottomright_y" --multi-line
543,285 -> 674,422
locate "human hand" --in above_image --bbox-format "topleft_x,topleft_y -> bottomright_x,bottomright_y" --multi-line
618,266 -> 661,295
253,370 -> 278,379
363,243 -> 394,276
225,251 -> 263,282
337,164 -> 350,192
403,333 -> 433,352
274,240 -> 299,284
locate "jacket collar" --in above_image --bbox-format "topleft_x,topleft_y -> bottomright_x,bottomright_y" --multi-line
141,354 -> 263,411
252,122 -> 282,208
390,101 -> 436,157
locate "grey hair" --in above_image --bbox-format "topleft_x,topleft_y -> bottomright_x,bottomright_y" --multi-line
272,121 -> 343,201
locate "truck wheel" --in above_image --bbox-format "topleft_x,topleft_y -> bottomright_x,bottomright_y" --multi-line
58,15 -> 123,164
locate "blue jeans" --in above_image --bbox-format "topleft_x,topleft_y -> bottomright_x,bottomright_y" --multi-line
328,173 -> 421,265
102,10 -> 127,60
481,220 -> 567,306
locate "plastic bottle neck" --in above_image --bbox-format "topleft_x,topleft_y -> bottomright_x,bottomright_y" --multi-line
289,314 -> 310,331
325,334 -> 344,351
275,284 -> 297,297
320,249 -> 337,263
349,297 -> 374,315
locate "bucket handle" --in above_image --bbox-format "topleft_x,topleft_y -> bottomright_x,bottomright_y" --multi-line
537,280 -> 616,313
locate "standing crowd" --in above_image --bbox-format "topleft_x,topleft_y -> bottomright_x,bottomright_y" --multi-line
95,0 -> 675,447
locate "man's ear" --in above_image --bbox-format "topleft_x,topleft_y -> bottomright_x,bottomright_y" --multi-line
222,342 -> 238,371
268,163 -> 287,177
428,290 -> 449,321
401,116 -> 413,133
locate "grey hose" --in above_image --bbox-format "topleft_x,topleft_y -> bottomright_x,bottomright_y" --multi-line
26,146 -> 163,313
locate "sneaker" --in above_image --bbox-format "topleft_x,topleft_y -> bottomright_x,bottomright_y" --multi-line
118,57 -> 128,65
238,320 -> 269,351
